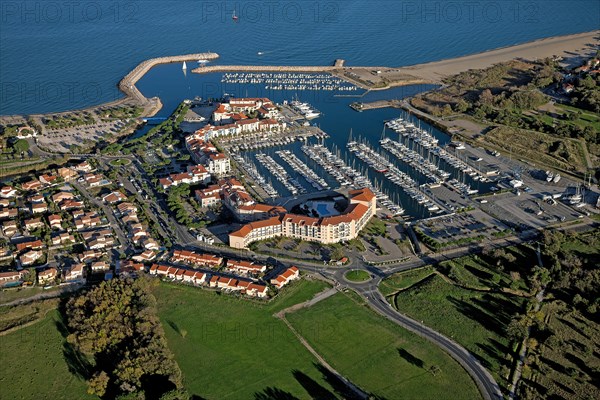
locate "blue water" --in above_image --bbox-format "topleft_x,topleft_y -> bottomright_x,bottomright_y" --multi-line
132,62 -> 489,217
1,0 -> 598,115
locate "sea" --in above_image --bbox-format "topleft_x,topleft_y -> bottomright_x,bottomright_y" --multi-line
1,0 -> 598,217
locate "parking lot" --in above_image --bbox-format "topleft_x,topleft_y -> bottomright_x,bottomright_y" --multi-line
416,209 -> 509,245
477,191 -> 581,230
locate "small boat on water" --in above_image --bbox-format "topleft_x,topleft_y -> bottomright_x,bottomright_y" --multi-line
182,61 -> 187,70
257,51 -> 264,55
232,10 -> 238,21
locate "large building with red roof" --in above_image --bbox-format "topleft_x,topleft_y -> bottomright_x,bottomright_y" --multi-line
229,188 -> 376,248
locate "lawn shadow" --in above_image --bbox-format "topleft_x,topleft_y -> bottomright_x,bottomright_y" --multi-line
557,317 -> 590,340
552,379 -> 576,396
55,298 -> 92,381
292,370 -> 337,400
464,264 -> 494,282
313,363 -> 366,400
166,319 -> 182,336
254,387 -> 299,400
397,348 -> 425,369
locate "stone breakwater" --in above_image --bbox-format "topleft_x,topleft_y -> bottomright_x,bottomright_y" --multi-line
192,65 -> 342,74
119,52 -> 220,104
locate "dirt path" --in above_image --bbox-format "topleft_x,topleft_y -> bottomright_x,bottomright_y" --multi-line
275,286 -> 369,399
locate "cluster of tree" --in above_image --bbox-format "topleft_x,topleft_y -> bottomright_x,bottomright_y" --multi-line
571,74 -> 600,113
166,184 -> 193,226
65,277 -> 182,398
44,113 -> 96,129
541,230 -> 600,316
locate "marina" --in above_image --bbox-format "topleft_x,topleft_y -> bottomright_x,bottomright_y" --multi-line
255,153 -> 306,196
231,154 -> 279,198
301,144 -> 405,216
345,140 -> 443,213
220,72 -> 359,91
275,149 -> 330,191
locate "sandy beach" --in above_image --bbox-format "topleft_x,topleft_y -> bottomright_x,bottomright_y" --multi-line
394,30 -> 599,82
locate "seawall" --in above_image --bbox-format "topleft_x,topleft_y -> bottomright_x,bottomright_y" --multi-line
120,52 -> 220,104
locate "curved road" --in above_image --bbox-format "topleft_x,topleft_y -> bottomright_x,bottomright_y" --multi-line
353,279 -> 502,400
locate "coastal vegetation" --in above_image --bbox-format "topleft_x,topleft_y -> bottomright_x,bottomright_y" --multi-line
409,54 -> 600,174
385,229 -> 600,397
515,229 -> 600,400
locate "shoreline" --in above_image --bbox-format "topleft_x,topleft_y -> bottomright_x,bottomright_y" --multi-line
1,30 -> 597,124
391,30 -> 599,82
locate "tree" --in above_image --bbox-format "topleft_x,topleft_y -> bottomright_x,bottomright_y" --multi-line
478,89 -> 494,106
506,316 -> 527,342
88,371 -> 110,397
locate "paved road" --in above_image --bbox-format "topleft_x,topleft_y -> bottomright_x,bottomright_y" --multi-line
358,284 -> 503,400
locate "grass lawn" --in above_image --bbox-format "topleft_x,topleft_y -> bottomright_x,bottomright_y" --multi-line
0,309 -> 96,400
394,274 -> 526,391
108,158 -> 131,167
379,266 -> 435,297
555,103 -> 600,131
344,270 -> 370,282
287,291 -> 481,399
153,278 -> 342,399
0,286 -> 62,305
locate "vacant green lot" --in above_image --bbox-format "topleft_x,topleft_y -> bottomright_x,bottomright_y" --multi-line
154,279 -> 342,399
287,291 -> 481,399
379,266 -> 435,296
393,274 -> 525,391
0,310 -> 96,400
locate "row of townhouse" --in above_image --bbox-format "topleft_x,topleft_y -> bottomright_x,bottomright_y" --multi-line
229,188 -> 377,248
192,118 -> 287,141
270,266 -> 300,289
213,98 -> 280,123
171,249 -> 223,268
149,264 -> 269,298
158,165 -> 211,190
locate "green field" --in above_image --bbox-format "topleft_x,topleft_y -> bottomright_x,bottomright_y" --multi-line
0,310 -> 96,400
154,279 -> 342,399
287,291 -> 481,399
378,266 -> 435,296
393,274 -> 525,390
344,269 -> 371,282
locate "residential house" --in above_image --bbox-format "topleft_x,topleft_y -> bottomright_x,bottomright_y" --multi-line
20,249 -> 44,266
21,179 -> 42,191
24,217 -> 44,231
48,214 -> 63,229
0,270 -> 25,287
58,167 -> 78,181
0,186 -> 17,198
63,263 -> 85,281
37,267 -> 58,284
270,266 -> 300,289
